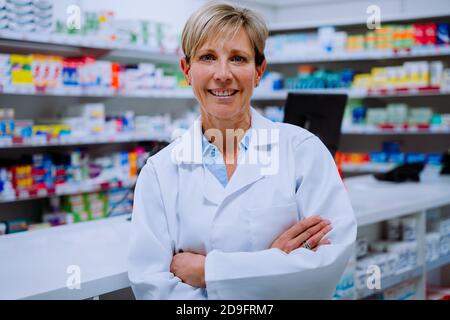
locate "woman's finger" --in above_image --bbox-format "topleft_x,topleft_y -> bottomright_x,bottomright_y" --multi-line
282,215 -> 323,241
313,239 -> 331,252
307,225 -> 333,249
286,220 -> 331,252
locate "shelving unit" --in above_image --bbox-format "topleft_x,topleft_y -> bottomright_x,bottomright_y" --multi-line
356,265 -> 424,299
268,12 -> 450,32
0,86 -> 195,99
0,28 -> 185,239
341,127 -> 450,135
427,254 -> 450,272
3,82 -> 450,101
253,88 -> 450,100
268,46 -> 450,64
0,133 -> 170,149
0,30 -> 181,63
342,163 -> 396,174
0,178 -> 136,204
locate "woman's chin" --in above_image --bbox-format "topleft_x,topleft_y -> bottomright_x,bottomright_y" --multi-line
207,105 -> 243,120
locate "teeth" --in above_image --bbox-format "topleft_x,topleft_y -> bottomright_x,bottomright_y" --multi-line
211,89 -> 235,97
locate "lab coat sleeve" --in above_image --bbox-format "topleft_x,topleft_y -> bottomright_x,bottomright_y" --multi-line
204,135 -> 357,299
128,162 -> 206,299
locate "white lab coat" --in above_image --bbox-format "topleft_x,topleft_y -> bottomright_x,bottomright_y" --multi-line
128,107 -> 357,300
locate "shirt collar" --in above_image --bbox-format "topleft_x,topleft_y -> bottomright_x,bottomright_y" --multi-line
202,129 -> 251,158
171,107 -> 277,165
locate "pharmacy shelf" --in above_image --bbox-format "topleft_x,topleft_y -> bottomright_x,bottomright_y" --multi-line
268,12 -> 450,32
359,88 -> 450,98
0,86 -> 195,99
341,127 -> 450,135
334,291 -> 356,300
0,31 -> 181,64
342,163 -> 396,173
13,31 -> 450,66
0,134 -> 170,150
3,85 -> 450,101
356,266 -> 424,299
426,254 -> 450,272
253,88 -> 349,100
252,88 -> 450,100
268,46 -> 450,64
0,178 -> 136,205
354,253 -> 450,300
0,214 -> 131,300
347,175 -> 450,227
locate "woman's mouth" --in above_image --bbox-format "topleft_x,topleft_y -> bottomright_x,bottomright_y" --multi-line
208,89 -> 239,97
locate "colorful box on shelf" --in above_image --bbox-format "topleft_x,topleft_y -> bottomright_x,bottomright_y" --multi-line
340,147 -> 443,173
352,61 -> 447,92
0,187 -> 134,237
0,147 -> 144,202
266,22 -> 450,62
343,101 -> 450,134
0,52 -> 185,95
0,219 -> 28,234
0,103 -> 177,147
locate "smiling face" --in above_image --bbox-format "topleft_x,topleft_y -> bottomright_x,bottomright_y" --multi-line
181,27 -> 266,122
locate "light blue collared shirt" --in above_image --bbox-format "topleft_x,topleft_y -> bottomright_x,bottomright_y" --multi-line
202,130 -> 251,187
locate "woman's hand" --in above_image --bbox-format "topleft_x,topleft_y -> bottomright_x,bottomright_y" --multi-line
270,216 -> 332,253
170,252 -> 206,288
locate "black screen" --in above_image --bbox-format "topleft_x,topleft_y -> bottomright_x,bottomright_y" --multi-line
283,92 -> 348,157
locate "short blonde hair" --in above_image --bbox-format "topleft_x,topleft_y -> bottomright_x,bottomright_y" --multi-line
181,2 -> 269,66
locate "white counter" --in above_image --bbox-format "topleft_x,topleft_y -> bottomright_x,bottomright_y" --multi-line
1,174 -> 450,300
346,174 -> 450,226
0,215 -> 131,300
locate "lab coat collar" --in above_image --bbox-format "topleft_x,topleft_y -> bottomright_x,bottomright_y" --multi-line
171,107 -> 280,206
171,107 -> 277,165
223,118 -> 279,204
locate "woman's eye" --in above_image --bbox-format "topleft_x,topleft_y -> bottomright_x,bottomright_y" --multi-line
200,54 -> 215,62
232,56 -> 246,63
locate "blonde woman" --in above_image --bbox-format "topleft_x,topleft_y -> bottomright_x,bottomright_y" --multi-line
128,2 -> 356,299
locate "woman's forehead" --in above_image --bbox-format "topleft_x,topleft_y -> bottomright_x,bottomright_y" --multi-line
196,27 -> 253,55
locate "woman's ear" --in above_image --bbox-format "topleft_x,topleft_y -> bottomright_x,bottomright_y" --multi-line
180,57 -> 191,85
255,59 -> 267,87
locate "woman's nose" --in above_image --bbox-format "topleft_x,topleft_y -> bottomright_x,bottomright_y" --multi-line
213,60 -> 232,83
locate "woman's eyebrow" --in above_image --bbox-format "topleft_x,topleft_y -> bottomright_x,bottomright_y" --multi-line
196,48 -> 216,55
229,49 -> 252,57
196,48 -> 252,57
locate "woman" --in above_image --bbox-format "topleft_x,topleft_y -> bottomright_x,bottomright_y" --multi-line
128,2 -> 357,300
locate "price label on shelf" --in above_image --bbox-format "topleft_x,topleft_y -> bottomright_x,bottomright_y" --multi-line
83,35 -> 98,47
47,188 -> 56,197
37,189 -> 47,197
55,185 -> 63,195
98,182 -> 110,191
81,184 -> 93,193
31,136 -> 47,146
64,185 -> 78,195
18,190 -> 29,199
0,136 -> 13,146
65,36 -> 81,45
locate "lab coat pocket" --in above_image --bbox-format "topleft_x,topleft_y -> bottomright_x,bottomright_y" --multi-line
247,202 -> 299,251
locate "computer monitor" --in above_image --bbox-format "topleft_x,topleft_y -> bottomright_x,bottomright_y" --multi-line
283,92 -> 348,157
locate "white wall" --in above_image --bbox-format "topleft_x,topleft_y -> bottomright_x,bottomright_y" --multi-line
77,0 -> 274,33
53,0 -> 450,33
221,0 -> 276,21
80,0 -> 205,30
270,0 -> 450,30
